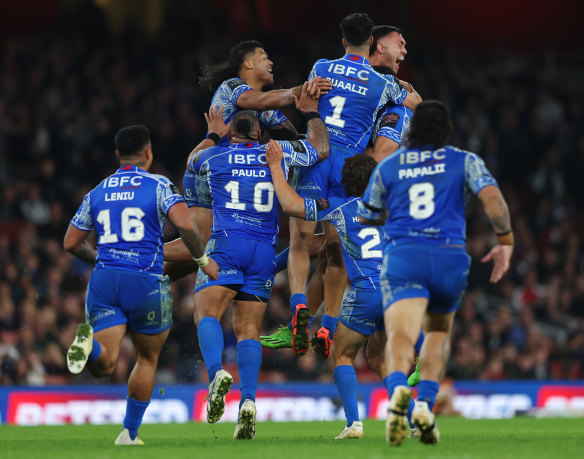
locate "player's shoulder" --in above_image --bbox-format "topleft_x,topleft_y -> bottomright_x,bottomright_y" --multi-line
221,77 -> 249,91
313,58 -> 331,67
143,171 -> 173,186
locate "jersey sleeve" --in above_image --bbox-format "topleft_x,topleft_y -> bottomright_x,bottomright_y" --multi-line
304,196 -> 345,222
382,75 -> 408,106
464,152 -> 499,195
375,106 -> 406,144
183,171 -> 212,209
157,178 -> 185,216
187,148 -> 212,175
259,109 -> 288,129
308,60 -> 325,80
358,162 -> 389,220
224,78 -> 253,105
70,192 -> 94,231
281,140 -> 319,167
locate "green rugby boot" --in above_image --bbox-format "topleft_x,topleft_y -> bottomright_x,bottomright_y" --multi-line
260,325 -> 292,349
407,358 -> 421,387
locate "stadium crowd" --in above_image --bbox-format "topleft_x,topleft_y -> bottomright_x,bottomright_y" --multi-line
1,6 -> 583,386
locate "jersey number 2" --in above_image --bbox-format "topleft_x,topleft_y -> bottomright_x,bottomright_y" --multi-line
358,227 -> 382,259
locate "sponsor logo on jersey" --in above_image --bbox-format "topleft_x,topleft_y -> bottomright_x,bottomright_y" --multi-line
381,112 -> 400,129
316,198 -> 330,211
226,78 -> 246,90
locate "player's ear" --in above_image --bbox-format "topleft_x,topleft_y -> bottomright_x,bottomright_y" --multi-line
115,150 -> 120,160
342,38 -> 348,49
369,36 -> 374,48
243,58 -> 254,70
227,126 -> 232,141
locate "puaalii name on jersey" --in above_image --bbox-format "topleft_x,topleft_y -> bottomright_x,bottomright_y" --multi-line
327,77 -> 368,95
399,164 -> 446,180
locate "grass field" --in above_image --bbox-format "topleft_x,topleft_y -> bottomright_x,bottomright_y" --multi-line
1,417 -> 583,458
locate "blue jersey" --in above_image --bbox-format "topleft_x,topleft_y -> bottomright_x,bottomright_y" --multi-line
359,145 -> 498,246
210,78 -> 288,146
304,196 -> 382,291
183,169 -> 212,209
309,55 -> 408,153
370,104 -> 413,146
188,140 -> 318,245
70,165 -> 184,274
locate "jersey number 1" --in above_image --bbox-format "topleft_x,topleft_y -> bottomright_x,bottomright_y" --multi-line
324,96 -> 347,128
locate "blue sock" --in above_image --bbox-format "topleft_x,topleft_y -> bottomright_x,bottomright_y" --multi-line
321,314 -> 338,335
237,339 -> 262,407
383,371 -> 409,401
123,396 -> 150,440
197,317 -> 224,382
275,247 -> 290,273
290,293 -> 307,315
417,380 -> 440,412
88,339 -> 101,363
286,315 -> 314,331
414,329 -> 424,355
334,365 -> 359,426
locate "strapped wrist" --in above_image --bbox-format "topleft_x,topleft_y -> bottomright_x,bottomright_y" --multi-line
194,254 -> 209,268
496,230 -> 514,246
304,111 -> 320,122
206,133 -> 220,144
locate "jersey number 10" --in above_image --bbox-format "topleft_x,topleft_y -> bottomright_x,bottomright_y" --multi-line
225,180 -> 275,213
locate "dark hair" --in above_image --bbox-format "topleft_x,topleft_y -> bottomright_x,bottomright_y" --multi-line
370,25 -> 402,56
341,154 -> 378,197
115,125 -> 150,157
339,13 -> 374,47
405,100 -> 453,149
199,40 -> 263,91
372,65 -> 395,76
229,110 -> 260,140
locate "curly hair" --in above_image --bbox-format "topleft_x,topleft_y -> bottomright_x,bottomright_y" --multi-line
341,154 -> 378,197
199,40 -> 263,91
405,100 -> 453,149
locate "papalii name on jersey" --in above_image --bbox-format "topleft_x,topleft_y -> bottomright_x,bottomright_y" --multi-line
398,164 -> 446,180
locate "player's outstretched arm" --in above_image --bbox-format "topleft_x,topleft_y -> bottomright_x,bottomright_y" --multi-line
370,136 -> 400,163
294,81 -> 330,162
167,202 -> 219,280
402,90 -> 422,111
477,185 -> 513,283
237,77 -> 332,111
186,105 -> 226,166
266,139 -> 306,218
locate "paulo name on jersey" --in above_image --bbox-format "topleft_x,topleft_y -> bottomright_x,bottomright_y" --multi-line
70,165 -> 184,274
210,78 -> 288,146
359,145 -> 499,246
309,55 -> 408,153
188,140 -> 319,245
370,103 -> 413,146
304,196 -> 382,291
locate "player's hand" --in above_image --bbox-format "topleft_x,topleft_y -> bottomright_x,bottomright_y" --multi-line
293,82 -> 318,113
204,105 -> 227,138
309,76 -> 332,98
399,79 -> 413,92
201,257 -> 219,280
265,139 -> 284,166
481,244 -> 513,283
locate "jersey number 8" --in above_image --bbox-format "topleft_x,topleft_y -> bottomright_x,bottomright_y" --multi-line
408,182 -> 435,219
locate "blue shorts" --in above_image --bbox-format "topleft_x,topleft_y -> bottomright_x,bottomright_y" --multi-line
85,268 -> 173,334
380,243 -> 471,313
195,237 -> 276,302
292,144 -> 356,199
338,287 -> 384,336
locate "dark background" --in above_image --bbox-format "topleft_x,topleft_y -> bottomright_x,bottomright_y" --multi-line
0,0 -> 583,387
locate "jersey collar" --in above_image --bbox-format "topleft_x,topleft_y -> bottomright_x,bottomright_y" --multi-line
117,165 -> 146,173
343,54 -> 371,67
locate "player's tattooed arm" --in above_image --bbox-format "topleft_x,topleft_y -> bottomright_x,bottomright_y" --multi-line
478,185 -> 513,283
63,225 -> 97,265
306,117 -> 329,161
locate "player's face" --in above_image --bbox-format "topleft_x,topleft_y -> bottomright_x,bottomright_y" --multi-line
376,32 -> 407,74
250,48 -> 274,86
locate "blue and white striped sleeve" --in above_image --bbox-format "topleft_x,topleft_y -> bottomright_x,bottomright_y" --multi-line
282,140 -> 319,167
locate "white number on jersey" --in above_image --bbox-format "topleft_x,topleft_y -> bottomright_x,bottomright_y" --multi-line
225,180 -> 274,213
324,95 -> 347,128
96,207 -> 145,244
358,227 -> 382,259
408,182 -> 435,219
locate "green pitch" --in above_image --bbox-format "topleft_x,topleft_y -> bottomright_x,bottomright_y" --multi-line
1,418 -> 583,458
